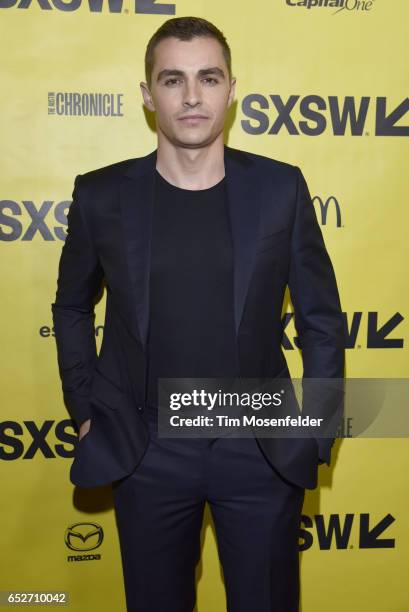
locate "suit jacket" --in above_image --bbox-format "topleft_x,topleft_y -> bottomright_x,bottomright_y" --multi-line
52,145 -> 345,490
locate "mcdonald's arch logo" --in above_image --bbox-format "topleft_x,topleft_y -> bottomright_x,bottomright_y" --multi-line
312,195 -> 342,227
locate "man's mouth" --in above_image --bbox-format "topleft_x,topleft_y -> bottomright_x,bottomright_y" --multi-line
178,115 -> 209,121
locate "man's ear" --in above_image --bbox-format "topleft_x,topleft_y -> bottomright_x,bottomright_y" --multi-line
227,77 -> 236,109
140,82 -> 155,112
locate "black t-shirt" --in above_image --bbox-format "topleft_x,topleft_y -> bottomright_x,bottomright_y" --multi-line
145,168 -> 239,414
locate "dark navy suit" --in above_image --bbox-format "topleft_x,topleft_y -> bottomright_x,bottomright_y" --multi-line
52,145 -> 345,611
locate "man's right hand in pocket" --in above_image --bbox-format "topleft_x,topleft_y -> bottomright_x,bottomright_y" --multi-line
79,418 -> 91,441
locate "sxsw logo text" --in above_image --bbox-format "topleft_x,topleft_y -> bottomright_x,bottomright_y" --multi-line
48,92 -> 124,117
0,200 -> 69,241
38,311 -> 405,349
242,96 -> 409,137
0,420 -> 78,460
40,309 -> 405,350
282,311 -> 404,349
0,0 -> 175,13
300,512 -> 395,550
0,193 -> 342,241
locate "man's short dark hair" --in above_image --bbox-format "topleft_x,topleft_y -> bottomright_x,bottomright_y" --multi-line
145,16 -> 232,88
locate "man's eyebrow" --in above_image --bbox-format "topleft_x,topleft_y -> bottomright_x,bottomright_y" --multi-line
156,67 -> 226,82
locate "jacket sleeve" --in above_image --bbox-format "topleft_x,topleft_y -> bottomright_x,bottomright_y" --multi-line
51,174 -> 104,430
288,166 -> 345,465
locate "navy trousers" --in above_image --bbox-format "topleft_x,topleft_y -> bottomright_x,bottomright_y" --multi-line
112,408 -> 305,612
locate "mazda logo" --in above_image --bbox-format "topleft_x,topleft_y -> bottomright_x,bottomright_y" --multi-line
65,522 -> 104,551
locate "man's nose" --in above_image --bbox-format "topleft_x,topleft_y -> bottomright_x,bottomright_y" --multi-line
183,79 -> 202,107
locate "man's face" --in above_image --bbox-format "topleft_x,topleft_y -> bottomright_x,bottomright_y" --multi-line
141,36 -> 236,149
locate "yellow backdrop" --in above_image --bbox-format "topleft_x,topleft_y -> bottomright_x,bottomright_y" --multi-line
1,1 -> 408,610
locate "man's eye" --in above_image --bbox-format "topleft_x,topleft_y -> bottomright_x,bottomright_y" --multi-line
163,77 -> 219,86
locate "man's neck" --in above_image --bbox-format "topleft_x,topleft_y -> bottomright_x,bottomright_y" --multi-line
155,138 -> 225,191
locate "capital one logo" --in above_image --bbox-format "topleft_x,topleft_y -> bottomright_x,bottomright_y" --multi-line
65,522 -> 104,552
286,0 -> 375,15
300,513 -> 395,550
0,0 -> 175,13
241,95 -> 409,137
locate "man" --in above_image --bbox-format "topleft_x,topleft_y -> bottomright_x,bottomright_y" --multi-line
52,16 -> 345,612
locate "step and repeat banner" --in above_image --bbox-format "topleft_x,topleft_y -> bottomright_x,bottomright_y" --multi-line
1,1 -> 408,610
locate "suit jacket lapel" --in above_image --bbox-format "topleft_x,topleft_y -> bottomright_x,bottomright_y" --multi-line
119,145 -> 263,349
224,146 -> 262,335
119,149 -> 156,347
